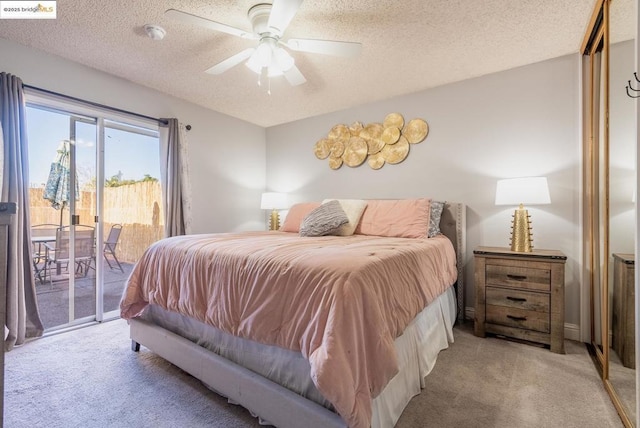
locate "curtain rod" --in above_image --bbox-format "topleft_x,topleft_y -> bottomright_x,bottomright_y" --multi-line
23,84 -> 192,130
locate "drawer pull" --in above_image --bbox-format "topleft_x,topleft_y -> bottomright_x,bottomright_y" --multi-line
506,296 -> 527,302
506,274 -> 527,281
507,315 -> 527,322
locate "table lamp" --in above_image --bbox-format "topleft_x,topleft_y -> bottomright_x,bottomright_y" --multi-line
261,192 -> 287,231
495,177 -> 551,252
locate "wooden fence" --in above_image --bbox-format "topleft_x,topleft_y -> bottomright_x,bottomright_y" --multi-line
29,181 -> 164,263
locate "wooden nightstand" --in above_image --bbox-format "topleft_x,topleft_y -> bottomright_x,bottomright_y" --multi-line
474,246 -> 567,353
612,253 -> 635,368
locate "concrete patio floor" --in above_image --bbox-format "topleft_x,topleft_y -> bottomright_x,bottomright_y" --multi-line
34,261 -> 134,330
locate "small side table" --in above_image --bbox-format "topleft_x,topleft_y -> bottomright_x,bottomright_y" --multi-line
474,246 -> 567,353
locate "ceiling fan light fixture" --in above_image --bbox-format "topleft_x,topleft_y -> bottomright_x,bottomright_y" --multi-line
245,59 -> 285,77
245,40 -> 294,76
274,47 -> 294,72
245,52 -> 263,74
267,66 -> 285,77
166,0 -> 361,87
255,42 -> 273,66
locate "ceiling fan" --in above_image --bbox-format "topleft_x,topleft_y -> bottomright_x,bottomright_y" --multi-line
165,0 -> 362,87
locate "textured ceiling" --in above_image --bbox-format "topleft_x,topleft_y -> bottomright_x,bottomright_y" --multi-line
0,0 -> 633,127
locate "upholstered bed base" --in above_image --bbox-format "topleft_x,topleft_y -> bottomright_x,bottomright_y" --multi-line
130,318 -> 347,427
130,287 -> 455,428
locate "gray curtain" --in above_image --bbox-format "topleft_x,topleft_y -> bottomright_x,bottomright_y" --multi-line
159,118 -> 186,237
0,72 -> 44,349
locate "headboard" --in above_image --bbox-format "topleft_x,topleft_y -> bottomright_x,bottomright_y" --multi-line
440,202 -> 466,322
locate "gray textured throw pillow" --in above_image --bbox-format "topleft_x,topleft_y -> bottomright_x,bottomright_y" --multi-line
428,201 -> 445,238
300,200 -> 349,237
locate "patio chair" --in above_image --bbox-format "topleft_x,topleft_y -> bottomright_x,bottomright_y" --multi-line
31,223 -> 59,283
43,225 -> 95,285
103,224 -> 124,272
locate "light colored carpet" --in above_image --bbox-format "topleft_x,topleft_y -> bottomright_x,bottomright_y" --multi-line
399,324 -> 623,428
5,319 -> 624,428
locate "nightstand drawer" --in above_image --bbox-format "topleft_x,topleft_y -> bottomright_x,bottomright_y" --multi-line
485,305 -> 550,333
486,287 -> 550,312
486,264 -> 551,291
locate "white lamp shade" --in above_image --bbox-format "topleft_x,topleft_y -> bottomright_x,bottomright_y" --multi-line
495,177 -> 551,206
261,192 -> 287,210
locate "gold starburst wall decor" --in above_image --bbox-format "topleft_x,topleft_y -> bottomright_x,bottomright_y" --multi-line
314,113 -> 429,170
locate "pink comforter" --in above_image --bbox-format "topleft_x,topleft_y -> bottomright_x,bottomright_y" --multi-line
120,231 -> 457,428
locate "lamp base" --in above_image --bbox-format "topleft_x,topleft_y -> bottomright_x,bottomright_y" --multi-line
269,209 -> 280,231
510,204 -> 533,252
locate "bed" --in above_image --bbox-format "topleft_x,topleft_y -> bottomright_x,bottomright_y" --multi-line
120,199 -> 466,428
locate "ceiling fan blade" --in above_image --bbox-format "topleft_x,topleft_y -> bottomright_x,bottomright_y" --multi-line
283,64 -> 307,86
285,38 -> 362,57
205,48 -> 255,75
267,0 -> 304,36
165,9 -> 258,40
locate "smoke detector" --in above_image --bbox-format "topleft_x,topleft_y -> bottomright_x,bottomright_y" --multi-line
144,24 -> 166,40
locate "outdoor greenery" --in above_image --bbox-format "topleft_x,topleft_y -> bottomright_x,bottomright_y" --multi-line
105,172 -> 158,188
82,172 -> 158,189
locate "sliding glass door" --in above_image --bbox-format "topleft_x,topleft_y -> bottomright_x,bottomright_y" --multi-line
70,116 -> 98,324
26,99 -> 162,331
101,121 -> 162,318
26,106 -> 98,329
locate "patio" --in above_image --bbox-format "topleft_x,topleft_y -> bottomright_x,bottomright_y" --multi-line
34,261 -> 134,330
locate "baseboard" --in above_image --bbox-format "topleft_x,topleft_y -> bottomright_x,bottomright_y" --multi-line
564,323 -> 580,341
464,307 -> 582,343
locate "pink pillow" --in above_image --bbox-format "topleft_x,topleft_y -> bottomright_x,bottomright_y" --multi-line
355,199 -> 431,238
280,202 -> 321,232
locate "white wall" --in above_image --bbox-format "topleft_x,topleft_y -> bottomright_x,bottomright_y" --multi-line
1,36 -> 586,329
265,54 -> 583,327
0,37 -> 266,233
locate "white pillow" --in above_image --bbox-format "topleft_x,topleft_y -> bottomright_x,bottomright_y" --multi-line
322,199 -> 368,236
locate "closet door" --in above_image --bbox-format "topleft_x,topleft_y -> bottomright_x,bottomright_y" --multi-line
583,0 -> 638,426
607,0 -> 637,423
582,0 -> 608,380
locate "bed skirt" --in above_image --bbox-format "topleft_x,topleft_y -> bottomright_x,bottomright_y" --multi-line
130,286 -> 456,427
